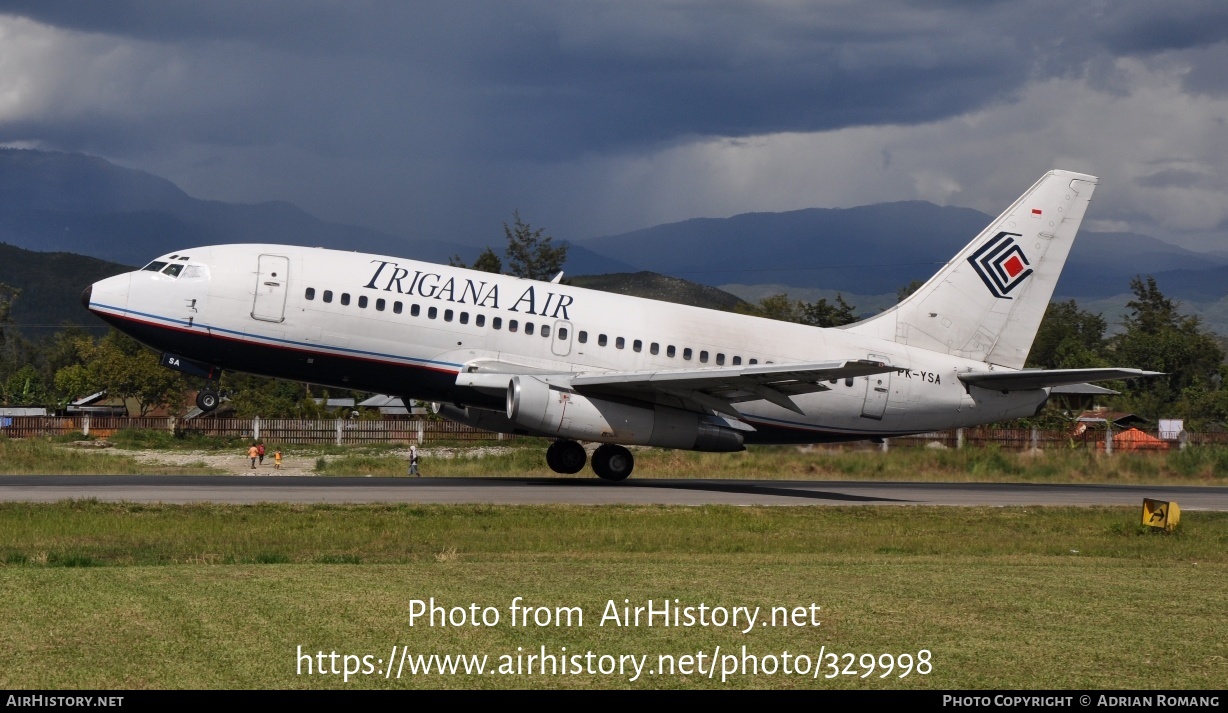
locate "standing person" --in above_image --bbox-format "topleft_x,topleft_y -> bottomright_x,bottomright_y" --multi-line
257,442 -> 266,466
247,443 -> 259,469
274,448 -> 282,470
409,445 -> 420,477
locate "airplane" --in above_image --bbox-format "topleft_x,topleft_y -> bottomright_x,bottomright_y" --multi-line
82,169 -> 1158,480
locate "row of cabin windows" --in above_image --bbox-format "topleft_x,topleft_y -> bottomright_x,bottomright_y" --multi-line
303,287 -> 763,366
302,288 -> 568,340
573,330 -> 760,365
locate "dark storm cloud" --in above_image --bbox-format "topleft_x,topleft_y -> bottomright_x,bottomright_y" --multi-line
5,0 -> 1228,246
1091,0 -> 1228,55
4,0 -> 1228,161
0,1 -> 1093,160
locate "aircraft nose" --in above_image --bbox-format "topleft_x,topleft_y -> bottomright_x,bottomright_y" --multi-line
80,284 -> 93,310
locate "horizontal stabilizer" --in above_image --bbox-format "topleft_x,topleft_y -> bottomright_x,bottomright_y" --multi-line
958,368 -> 1161,392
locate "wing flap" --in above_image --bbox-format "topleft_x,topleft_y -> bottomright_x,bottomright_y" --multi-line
958,368 -> 1161,392
570,359 -> 895,415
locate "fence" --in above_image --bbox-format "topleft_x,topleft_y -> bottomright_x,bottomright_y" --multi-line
891,427 -> 1228,451
2,416 -> 1227,449
0,415 -> 508,445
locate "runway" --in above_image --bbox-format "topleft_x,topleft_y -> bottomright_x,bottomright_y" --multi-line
2,475 -> 1226,509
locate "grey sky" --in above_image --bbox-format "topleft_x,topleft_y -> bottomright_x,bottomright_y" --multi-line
1,1 -> 1226,251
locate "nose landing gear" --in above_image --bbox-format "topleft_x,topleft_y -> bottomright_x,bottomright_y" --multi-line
195,388 -> 220,413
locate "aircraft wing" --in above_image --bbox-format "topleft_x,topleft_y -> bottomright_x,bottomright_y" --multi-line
568,359 -> 895,417
958,368 -> 1161,392
457,358 -> 895,419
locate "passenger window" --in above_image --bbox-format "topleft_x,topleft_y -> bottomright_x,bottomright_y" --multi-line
733,356 -> 741,365
716,353 -> 725,365
700,351 -> 709,363
650,343 -> 659,355
411,304 -> 420,317
749,359 -> 758,365
376,298 -> 385,311
578,331 -> 587,344
444,309 -> 453,322
667,345 -> 676,358
161,264 -> 183,277
358,295 -> 368,308
598,334 -> 607,347
323,290 -> 333,303
558,327 -> 567,340
509,320 -> 518,332
460,312 -> 469,325
394,301 -> 403,314
305,288 -> 316,300
493,317 -> 502,329
633,340 -> 642,352
428,307 -> 438,319
845,378 -> 854,387
476,314 -> 485,327
340,293 -> 351,306
525,322 -> 534,335
683,348 -> 692,360
616,337 -> 625,349
541,325 -> 551,338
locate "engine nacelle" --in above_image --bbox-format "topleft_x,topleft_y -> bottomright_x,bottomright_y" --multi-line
506,375 -> 743,452
432,402 -> 522,435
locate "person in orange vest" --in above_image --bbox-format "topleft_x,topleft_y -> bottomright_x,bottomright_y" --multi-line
248,443 -> 259,469
274,448 -> 282,470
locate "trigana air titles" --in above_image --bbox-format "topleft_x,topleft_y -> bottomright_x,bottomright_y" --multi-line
84,170 -> 1156,480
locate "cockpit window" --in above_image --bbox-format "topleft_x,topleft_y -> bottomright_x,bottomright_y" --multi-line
182,265 -> 207,279
161,264 -> 184,278
142,261 -> 169,272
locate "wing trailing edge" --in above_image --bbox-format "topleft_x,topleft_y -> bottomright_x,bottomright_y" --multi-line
958,368 -> 1161,392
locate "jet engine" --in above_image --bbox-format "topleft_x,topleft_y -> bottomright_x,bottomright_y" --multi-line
505,375 -> 743,452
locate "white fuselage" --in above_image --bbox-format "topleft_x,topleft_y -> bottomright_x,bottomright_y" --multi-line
86,244 -> 1047,443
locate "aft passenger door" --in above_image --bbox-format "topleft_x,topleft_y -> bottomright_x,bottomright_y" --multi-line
251,254 -> 289,323
860,352 -> 892,420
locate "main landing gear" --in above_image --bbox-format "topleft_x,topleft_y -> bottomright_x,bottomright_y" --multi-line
545,440 -> 635,481
545,440 -> 587,474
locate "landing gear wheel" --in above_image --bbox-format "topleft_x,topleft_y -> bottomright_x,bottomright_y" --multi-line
591,444 -> 634,481
546,440 -> 587,474
196,389 -> 220,412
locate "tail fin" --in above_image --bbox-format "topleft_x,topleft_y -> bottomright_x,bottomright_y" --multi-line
843,170 -> 1097,369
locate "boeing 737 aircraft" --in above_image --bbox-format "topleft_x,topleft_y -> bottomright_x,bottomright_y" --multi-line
83,170 -> 1156,480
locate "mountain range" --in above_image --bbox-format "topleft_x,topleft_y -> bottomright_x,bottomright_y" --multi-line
2,148 -> 1225,334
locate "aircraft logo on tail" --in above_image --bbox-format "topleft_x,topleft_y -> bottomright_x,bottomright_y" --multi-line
967,231 -> 1033,299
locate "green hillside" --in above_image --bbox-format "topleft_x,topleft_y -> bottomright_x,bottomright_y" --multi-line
0,243 -> 129,332
569,271 -> 751,312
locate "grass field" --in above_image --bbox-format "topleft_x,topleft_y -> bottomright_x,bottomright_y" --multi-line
9,433 -> 1228,482
1,502 -> 1224,689
322,441 -> 1228,483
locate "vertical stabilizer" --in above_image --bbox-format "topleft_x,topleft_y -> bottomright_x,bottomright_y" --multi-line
843,170 -> 1097,369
